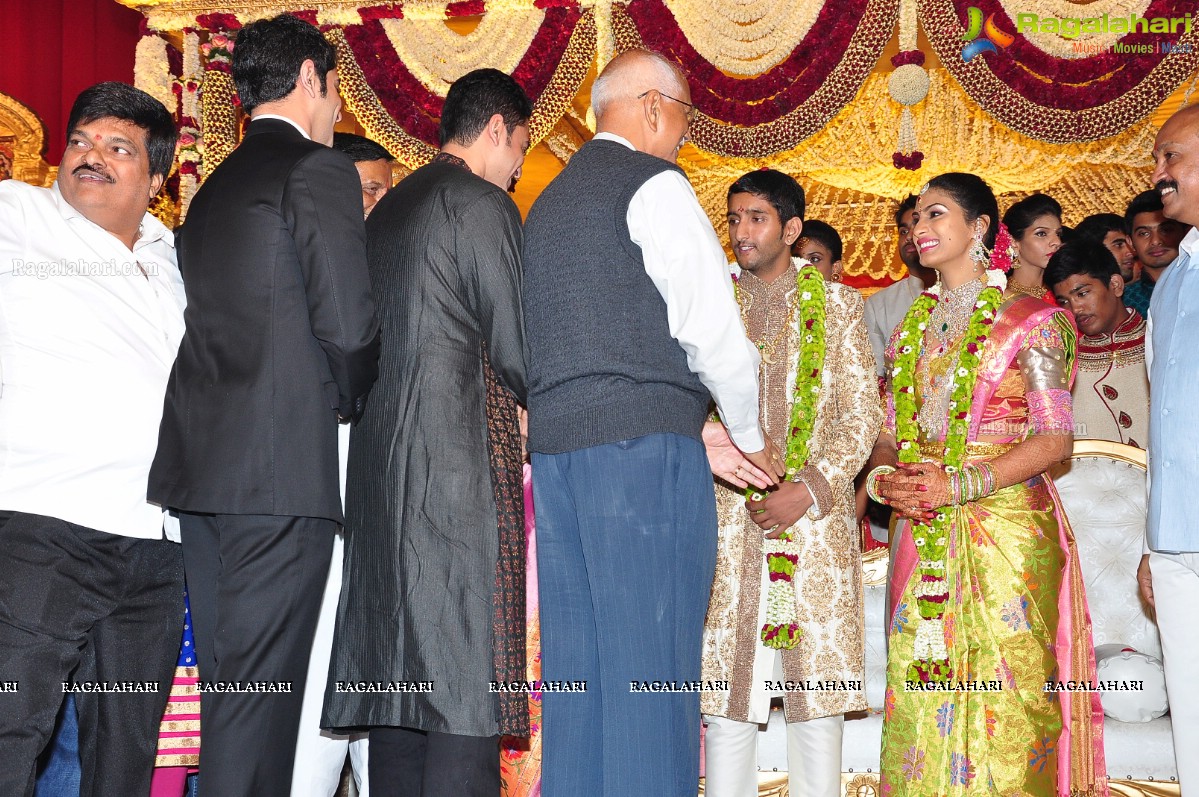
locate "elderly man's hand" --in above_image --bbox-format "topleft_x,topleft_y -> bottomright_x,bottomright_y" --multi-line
703,420 -> 772,490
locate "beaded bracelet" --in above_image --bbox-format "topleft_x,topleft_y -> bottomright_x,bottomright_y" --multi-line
866,465 -> 896,504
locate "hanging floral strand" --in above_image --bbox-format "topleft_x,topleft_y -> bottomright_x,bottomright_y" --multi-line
199,28 -> 239,174
134,21 -> 175,113
889,0 -> 928,170
177,29 -> 203,218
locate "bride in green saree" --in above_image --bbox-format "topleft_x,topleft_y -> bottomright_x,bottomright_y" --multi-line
868,173 -> 1107,797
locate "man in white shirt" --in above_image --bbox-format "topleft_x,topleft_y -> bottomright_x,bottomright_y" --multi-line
1139,103 -> 1199,794
521,49 -> 781,797
864,195 -> 936,378
0,82 -> 184,797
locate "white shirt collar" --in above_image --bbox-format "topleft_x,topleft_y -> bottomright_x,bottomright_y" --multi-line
593,131 -> 635,150
49,181 -> 174,252
252,114 -> 311,140
1180,225 -> 1199,257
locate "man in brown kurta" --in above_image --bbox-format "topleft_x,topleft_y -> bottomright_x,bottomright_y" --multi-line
702,170 -> 880,797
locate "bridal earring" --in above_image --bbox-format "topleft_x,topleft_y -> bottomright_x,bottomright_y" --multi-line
968,223 -> 988,272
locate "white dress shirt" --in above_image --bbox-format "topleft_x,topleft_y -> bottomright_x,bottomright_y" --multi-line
864,274 -> 926,377
252,113 -> 311,139
0,180 -> 186,539
593,132 -> 764,452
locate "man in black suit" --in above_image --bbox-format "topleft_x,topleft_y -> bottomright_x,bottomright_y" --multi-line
148,14 -> 380,796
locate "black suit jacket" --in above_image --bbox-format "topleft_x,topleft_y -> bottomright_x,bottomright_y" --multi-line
149,119 -> 380,523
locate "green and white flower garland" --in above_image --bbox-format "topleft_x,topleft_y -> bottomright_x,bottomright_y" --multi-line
734,263 -> 827,650
890,268 -> 1005,681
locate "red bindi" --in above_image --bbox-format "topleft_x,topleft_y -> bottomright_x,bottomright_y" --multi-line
93,134 -> 102,141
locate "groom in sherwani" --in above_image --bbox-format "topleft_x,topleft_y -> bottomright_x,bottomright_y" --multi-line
702,169 -> 881,797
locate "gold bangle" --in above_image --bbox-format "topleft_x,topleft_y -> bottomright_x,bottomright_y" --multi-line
866,465 -> 896,504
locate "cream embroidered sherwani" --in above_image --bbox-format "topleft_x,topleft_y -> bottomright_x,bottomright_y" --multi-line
1073,308 -> 1149,448
701,260 -> 881,723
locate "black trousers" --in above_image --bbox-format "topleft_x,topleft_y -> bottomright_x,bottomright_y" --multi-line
0,511 -> 183,797
179,512 -> 333,797
368,726 -> 501,797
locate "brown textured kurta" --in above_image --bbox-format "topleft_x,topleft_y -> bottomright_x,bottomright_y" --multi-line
323,156 -> 528,737
701,261 -> 880,723
483,349 -> 529,734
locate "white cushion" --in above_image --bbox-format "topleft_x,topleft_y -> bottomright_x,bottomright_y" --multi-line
1093,643 -> 1168,722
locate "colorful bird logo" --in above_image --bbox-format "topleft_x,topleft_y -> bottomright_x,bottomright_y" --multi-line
961,7 -> 1015,62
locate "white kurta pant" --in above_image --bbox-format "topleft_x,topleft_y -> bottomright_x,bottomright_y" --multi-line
1149,551 -> 1199,792
291,424 -> 369,796
704,551 -> 844,797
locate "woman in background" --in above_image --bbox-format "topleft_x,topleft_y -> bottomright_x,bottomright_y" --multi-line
1002,193 -> 1064,303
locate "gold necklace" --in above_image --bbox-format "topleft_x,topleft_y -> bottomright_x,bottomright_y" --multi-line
1005,280 -> 1044,299
927,276 -> 985,351
737,264 -> 803,365
739,290 -> 800,365
919,276 -> 985,437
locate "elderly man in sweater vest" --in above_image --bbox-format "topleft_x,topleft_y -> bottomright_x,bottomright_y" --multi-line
521,49 -> 782,797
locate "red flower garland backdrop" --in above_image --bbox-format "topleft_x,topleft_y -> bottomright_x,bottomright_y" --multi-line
0,0 -> 141,163
921,0 -> 1199,142
322,2 -> 596,169
615,0 -> 898,157
341,4 -> 585,147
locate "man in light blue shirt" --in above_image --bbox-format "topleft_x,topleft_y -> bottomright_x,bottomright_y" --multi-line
1140,103 -> 1199,792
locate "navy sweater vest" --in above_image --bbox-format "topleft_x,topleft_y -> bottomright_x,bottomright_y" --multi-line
521,139 -> 711,454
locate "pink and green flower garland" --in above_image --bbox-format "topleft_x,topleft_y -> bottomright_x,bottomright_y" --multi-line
734,263 -> 827,650
890,262 -> 1006,682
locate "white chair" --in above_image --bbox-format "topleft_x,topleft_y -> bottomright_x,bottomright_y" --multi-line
1051,440 -> 1176,790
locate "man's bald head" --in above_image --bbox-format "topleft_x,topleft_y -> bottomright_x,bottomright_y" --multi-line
1153,104 -> 1199,227
1157,104 -> 1199,148
591,49 -> 688,121
590,49 -> 693,163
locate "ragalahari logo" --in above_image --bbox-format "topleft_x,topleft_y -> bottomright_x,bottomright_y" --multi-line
961,7 -> 1015,61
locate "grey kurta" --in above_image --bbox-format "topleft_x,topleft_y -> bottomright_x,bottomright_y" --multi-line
323,159 -> 528,737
